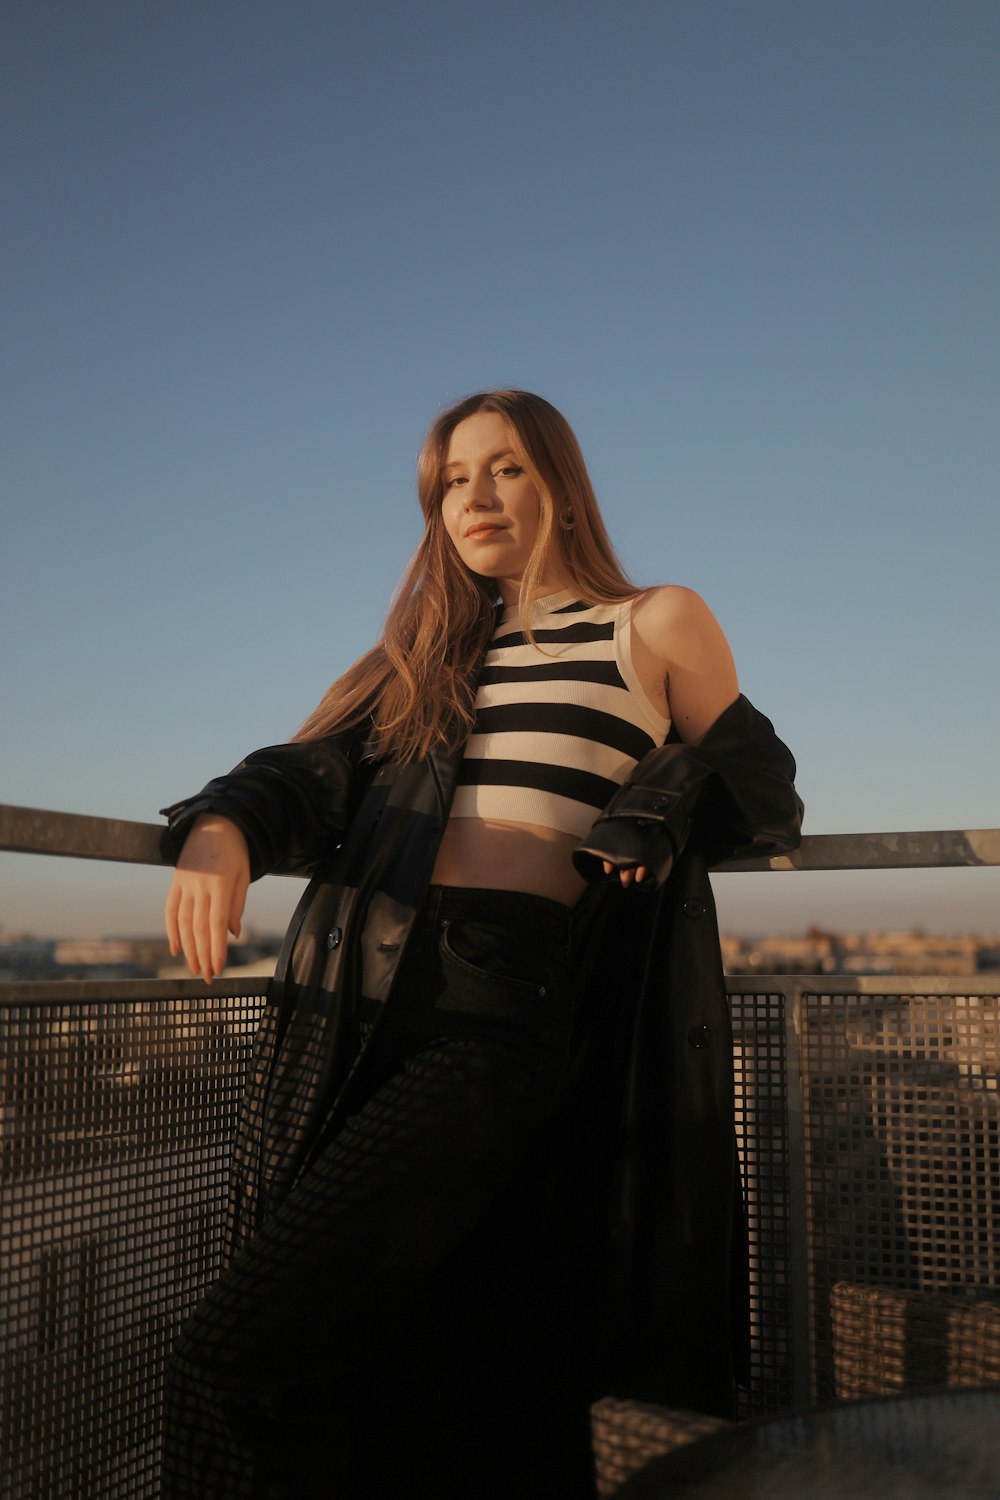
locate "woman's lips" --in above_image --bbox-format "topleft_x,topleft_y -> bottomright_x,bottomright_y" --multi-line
465,524 -> 506,540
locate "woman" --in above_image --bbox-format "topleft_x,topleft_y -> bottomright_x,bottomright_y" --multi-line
160,390 -> 802,1499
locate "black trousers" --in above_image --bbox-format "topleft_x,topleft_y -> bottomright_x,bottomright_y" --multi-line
161,886 -> 591,1500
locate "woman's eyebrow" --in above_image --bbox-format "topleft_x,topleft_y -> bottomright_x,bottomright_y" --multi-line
441,449 -> 518,475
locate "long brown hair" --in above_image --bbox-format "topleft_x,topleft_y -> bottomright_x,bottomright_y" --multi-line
294,389 -> 638,762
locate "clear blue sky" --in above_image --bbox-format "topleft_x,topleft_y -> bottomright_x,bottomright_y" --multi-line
2,0 -> 998,938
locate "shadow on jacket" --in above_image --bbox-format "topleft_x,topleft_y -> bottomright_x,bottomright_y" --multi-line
161,693 -> 803,1456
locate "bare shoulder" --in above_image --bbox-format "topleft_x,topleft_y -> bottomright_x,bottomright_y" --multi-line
632,583 -> 712,638
631,585 -> 729,662
631,585 -> 739,742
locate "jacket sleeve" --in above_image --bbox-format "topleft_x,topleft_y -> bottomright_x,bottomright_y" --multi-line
159,722 -> 374,881
573,694 -> 803,886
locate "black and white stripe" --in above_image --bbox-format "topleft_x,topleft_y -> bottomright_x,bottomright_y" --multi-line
452,590 -> 670,836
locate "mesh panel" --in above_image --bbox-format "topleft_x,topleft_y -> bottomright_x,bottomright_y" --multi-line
800,991 -> 1000,1399
4,983 -> 999,1493
1,990 -> 265,1500
731,990 -> 795,1415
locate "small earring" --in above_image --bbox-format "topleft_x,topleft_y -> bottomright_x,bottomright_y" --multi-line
559,504 -> 575,531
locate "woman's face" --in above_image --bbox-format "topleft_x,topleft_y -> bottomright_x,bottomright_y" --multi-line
440,410 -> 558,603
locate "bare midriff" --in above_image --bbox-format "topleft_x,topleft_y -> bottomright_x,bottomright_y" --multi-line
430,817 -> 588,908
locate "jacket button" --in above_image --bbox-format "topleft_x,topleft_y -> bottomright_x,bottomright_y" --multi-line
688,1025 -> 713,1049
326,927 -> 343,951
682,898 -> 706,919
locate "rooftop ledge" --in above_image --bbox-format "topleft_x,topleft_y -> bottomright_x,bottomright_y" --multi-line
2,802 -> 999,872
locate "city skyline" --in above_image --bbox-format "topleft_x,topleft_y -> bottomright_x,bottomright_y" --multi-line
4,919 -> 998,979
2,850 -> 997,941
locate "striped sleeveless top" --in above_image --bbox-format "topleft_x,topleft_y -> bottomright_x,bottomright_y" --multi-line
450,589 -> 670,838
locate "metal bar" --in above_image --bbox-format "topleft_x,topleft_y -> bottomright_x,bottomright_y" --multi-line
724,975 -> 1000,996
2,973 -> 997,1009
0,977 -> 271,1005
783,981 -> 813,1405
719,828 -> 1000,872
0,805 -> 164,864
3,804 -> 999,872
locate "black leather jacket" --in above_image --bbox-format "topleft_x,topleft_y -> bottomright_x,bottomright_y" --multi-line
161,692 -> 802,1416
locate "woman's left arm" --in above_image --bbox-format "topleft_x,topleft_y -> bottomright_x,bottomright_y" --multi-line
577,587 -> 802,887
603,587 -> 739,885
631,585 -> 739,745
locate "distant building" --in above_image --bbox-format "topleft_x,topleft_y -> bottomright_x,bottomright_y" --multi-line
722,927 -> 1000,977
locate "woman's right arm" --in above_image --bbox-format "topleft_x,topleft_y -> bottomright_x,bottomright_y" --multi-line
160,723 -> 373,983
164,813 -> 251,983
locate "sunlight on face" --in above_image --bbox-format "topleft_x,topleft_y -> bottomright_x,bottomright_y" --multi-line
440,411 -> 562,603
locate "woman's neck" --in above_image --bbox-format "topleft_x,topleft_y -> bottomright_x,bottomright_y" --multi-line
496,569 -> 574,607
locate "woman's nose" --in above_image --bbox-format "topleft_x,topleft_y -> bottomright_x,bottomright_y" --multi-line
465,477 -> 498,508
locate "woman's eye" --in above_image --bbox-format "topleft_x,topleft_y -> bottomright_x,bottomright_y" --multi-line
495,466 -> 523,478
444,476 -> 467,488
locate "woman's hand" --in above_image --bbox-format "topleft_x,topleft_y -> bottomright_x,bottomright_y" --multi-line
603,861 -> 648,886
164,814 -> 250,983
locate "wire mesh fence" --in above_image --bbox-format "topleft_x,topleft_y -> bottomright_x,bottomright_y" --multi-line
1,986 -> 265,1500
2,978 -> 999,1498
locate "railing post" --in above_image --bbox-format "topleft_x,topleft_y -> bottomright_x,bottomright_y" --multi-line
785,981 -> 813,1405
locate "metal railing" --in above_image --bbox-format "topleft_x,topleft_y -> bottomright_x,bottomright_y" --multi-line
2,806 -> 999,1500
3,801 -> 1000,870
